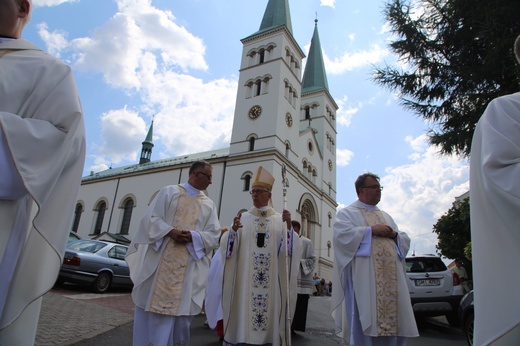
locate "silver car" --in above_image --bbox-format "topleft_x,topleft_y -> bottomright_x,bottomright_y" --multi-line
405,254 -> 464,326
58,239 -> 133,293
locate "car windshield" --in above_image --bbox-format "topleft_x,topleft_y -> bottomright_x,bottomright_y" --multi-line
67,240 -> 107,253
406,258 -> 447,273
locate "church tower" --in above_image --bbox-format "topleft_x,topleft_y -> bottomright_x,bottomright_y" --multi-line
229,0 -> 305,157
223,0 -> 338,277
300,19 -> 338,203
139,121 -> 154,164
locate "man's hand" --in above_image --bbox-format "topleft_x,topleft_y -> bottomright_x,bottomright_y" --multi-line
282,209 -> 291,229
372,224 -> 397,239
168,229 -> 192,243
232,213 -> 242,231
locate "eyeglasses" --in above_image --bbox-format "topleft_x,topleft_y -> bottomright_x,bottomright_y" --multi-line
363,185 -> 383,190
195,172 -> 212,180
250,189 -> 270,195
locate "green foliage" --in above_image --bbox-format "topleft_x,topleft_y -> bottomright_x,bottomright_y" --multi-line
433,197 -> 470,259
464,241 -> 472,260
374,0 -> 520,157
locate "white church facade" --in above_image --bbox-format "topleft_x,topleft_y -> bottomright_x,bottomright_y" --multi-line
73,0 -> 338,279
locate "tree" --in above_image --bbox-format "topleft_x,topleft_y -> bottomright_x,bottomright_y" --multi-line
432,197 -> 470,260
374,0 -> 520,157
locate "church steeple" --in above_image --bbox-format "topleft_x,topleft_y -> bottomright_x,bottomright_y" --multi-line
257,0 -> 293,35
139,120 -> 154,164
302,19 -> 329,93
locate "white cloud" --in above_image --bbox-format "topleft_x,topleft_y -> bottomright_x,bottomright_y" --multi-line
377,134 -> 469,256
94,108 -> 147,164
36,23 -> 69,58
67,0 -> 208,89
325,44 -> 389,75
336,149 -> 354,167
33,0 -> 78,6
35,0 -> 239,171
335,96 -> 360,127
320,0 -> 335,9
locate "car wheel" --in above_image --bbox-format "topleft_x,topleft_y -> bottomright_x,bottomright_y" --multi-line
93,272 -> 112,293
54,278 -> 65,287
446,311 -> 460,327
465,312 -> 474,346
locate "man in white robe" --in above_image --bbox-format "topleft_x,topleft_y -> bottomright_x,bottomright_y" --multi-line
0,1 -> 86,344
126,160 -> 221,345
331,173 -> 418,345
220,166 -> 299,346
469,35 -> 520,346
291,220 -> 317,333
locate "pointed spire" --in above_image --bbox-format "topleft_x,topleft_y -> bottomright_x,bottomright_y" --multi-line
139,120 -> 154,164
257,0 -> 293,35
302,19 -> 329,93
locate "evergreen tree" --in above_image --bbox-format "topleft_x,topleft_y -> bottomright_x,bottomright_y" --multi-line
374,0 -> 520,157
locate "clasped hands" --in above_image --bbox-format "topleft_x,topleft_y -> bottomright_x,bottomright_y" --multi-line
231,210 -> 292,231
372,224 -> 397,239
168,229 -> 192,243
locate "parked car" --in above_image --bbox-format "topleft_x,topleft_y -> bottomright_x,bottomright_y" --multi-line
57,239 -> 133,293
405,254 -> 464,326
68,231 -> 81,243
458,290 -> 474,345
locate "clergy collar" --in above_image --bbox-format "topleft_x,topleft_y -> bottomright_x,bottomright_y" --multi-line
184,182 -> 200,197
357,199 -> 377,210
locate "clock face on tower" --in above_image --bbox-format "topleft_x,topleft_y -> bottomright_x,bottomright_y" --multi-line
248,105 -> 262,119
285,113 -> 293,127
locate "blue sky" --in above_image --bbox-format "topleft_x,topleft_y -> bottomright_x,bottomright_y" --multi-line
24,0 -> 469,258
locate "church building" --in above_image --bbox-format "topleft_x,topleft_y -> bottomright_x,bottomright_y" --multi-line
73,0 -> 338,279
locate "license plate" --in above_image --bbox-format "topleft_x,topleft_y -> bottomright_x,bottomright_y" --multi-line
415,279 -> 440,286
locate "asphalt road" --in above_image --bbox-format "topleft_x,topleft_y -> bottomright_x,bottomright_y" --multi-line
39,285 -> 467,346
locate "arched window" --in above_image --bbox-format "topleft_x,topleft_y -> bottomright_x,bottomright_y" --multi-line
119,198 -> 134,235
94,201 -> 106,235
249,137 -> 255,151
255,80 -> 261,96
259,49 -> 265,64
305,106 -> 311,120
244,175 -> 251,191
72,203 -> 83,233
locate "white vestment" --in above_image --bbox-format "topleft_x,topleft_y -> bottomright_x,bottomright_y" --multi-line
296,236 -> 317,295
331,200 -> 418,345
126,183 -> 221,345
205,247 -> 224,329
0,39 -> 85,344
220,207 -> 299,346
470,92 -> 520,345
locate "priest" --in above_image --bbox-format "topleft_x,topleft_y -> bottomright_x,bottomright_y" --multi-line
331,173 -> 418,345
0,0 -> 86,344
470,35 -> 520,346
220,166 -> 300,346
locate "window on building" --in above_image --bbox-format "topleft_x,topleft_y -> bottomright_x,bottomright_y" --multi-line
259,49 -> 265,64
94,201 -> 106,235
72,203 -> 83,233
243,175 -> 251,191
255,80 -> 261,96
249,137 -> 255,151
119,198 -> 134,235
305,106 -> 311,120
